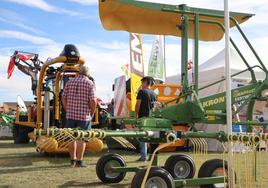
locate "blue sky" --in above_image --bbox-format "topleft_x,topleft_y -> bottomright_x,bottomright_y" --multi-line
0,0 -> 268,104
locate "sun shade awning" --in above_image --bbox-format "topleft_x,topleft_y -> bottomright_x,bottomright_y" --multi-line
99,0 -> 254,41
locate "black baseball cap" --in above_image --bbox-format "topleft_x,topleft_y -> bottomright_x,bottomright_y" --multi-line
141,76 -> 154,86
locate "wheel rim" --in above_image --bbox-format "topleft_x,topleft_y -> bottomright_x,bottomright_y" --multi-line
174,161 -> 191,178
145,177 -> 168,188
103,160 -> 121,179
211,167 -> 228,188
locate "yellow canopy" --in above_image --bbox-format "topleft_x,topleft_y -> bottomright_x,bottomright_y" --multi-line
99,0 -> 253,41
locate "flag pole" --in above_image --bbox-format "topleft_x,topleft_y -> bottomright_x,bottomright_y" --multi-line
224,0 -> 235,187
163,35 -> 167,81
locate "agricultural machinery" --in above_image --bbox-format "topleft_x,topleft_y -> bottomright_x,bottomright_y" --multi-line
8,49 -> 109,150
34,0 -> 268,187
108,78 -> 189,152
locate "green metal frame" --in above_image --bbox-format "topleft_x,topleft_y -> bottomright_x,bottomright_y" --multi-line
109,3 -> 268,125
97,1 -> 268,187
35,127 -> 268,187
174,176 -> 226,187
32,1 -> 268,187
153,3 -> 268,127
194,14 -> 199,94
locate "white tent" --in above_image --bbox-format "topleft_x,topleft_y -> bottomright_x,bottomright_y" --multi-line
167,48 -> 265,97
166,48 -> 266,151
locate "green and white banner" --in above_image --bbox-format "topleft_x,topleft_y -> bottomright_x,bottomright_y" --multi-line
147,35 -> 164,81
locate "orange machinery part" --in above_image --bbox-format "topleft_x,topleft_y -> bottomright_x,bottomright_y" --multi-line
160,124 -> 190,152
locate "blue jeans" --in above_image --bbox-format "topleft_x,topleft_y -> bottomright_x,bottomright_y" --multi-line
65,119 -> 91,130
140,142 -> 147,160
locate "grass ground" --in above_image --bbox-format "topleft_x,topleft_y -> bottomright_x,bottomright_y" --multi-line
0,140 -> 267,188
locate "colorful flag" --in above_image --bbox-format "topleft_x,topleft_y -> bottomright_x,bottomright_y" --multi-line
129,33 -> 144,111
121,63 -> 130,78
147,35 -> 164,81
114,76 -> 127,116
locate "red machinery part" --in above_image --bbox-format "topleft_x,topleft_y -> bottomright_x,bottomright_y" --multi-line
7,53 -> 33,79
7,56 -> 15,79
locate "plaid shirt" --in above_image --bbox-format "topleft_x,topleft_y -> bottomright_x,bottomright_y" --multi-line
62,75 -> 96,121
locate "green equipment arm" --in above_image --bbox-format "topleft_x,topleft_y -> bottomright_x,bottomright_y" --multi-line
34,128 -> 268,144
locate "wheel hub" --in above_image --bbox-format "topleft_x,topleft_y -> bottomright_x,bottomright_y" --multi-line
145,177 -> 168,188
174,161 -> 191,179
104,160 -> 121,178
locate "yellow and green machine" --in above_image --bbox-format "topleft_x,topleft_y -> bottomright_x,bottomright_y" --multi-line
35,0 -> 268,187
10,50 -> 107,152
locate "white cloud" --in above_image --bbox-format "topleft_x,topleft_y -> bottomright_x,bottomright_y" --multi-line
0,56 -> 34,104
1,0 -> 268,103
0,30 -> 55,45
87,40 -> 129,50
4,0 -> 94,19
5,0 -> 57,12
0,8 -> 45,35
2,34 -> 268,103
77,43 -> 129,101
69,0 -> 97,6
0,40 -> 130,103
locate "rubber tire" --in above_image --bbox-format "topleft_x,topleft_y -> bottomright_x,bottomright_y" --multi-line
131,167 -> 175,188
96,153 -> 126,183
13,125 -> 33,144
198,159 -> 228,188
12,125 -> 19,144
164,154 -> 195,179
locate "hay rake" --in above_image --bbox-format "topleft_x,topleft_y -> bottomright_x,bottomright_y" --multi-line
34,128 -> 268,187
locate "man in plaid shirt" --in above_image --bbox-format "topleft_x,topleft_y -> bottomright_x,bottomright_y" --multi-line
62,65 -> 96,167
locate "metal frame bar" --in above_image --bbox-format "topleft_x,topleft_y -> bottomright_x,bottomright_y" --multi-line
111,166 -> 142,173
163,8 -> 267,123
180,11 -> 189,93
194,14 -> 199,94
162,7 -> 266,74
188,18 -> 258,84
230,17 -> 267,72
174,176 -> 225,187
199,65 -> 262,91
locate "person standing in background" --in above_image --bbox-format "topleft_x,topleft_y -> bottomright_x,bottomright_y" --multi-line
62,65 -> 97,167
135,76 -> 156,161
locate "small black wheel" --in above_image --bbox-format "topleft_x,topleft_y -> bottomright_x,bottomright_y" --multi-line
198,159 -> 229,188
164,154 -> 195,179
12,125 -> 19,144
131,167 -> 175,188
13,125 -> 33,144
96,153 -> 126,183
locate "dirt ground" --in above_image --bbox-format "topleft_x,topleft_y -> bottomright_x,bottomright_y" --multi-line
0,140 -> 268,188
0,140 -> 139,188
